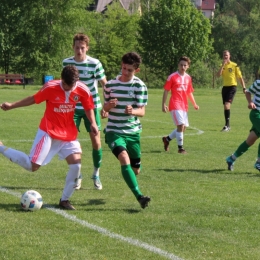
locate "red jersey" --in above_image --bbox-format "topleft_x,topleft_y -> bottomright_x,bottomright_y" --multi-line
163,71 -> 194,111
34,80 -> 94,141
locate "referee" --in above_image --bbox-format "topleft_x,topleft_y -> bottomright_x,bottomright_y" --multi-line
217,50 -> 246,132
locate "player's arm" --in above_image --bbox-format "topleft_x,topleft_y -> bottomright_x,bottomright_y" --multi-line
162,89 -> 169,112
103,99 -> 118,112
217,59 -> 227,77
245,90 -> 256,110
0,96 -> 35,111
99,77 -> 108,118
238,77 -> 246,94
236,66 -> 246,93
216,66 -> 224,77
188,93 -> 199,110
125,105 -> 145,117
85,109 -> 99,135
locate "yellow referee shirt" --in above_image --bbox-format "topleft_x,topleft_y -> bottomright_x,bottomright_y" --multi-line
221,61 -> 242,86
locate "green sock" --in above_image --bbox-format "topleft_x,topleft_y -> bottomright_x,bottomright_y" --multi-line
92,148 -> 102,168
234,141 -> 250,158
121,164 -> 142,199
257,143 -> 260,159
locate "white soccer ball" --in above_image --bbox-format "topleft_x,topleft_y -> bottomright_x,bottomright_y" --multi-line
20,190 -> 43,211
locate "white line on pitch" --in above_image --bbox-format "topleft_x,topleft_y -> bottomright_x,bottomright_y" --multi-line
1,126 -> 203,143
0,186 -> 184,260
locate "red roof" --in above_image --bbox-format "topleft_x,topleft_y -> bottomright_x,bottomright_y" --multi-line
201,0 -> 215,10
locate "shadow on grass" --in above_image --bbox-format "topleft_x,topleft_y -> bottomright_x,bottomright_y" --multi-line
0,204 -> 24,211
0,203 -> 40,212
84,199 -> 141,213
159,168 -> 260,176
86,199 -> 106,206
2,186 -> 61,191
1,202 -> 143,213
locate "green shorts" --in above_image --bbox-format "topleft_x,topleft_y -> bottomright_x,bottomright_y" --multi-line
250,109 -> 260,137
74,108 -> 101,132
105,132 -> 141,159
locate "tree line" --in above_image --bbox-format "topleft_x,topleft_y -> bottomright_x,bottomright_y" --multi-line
0,0 -> 259,88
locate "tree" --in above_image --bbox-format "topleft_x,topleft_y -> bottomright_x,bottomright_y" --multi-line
0,0 -> 91,79
84,2 -> 140,79
137,0 -> 212,79
212,0 -> 260,81
0,0 -> 24,74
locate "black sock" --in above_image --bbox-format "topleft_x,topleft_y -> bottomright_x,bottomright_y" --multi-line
224,110 -> 230,127
166,136 -> 171,142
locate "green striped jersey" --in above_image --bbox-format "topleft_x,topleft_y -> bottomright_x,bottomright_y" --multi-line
104,75 -> 148,134
248,80 -> 260,110
62,56 -> 106,110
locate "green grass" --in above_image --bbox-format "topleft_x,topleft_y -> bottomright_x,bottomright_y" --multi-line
0,85 -> 260,260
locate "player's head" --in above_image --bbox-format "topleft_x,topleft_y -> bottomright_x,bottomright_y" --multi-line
178,56 -> 190,74
223,50 -> 231,61
121,52 -> 141,81
73,33 -> 90,62
61,65 -> 79,90
122,52 -> 142,69
73,33 -> 90,46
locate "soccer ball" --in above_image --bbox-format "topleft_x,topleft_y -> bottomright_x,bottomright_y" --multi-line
20,190 -> 43,211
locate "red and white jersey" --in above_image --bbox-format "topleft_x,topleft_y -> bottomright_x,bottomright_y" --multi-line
34,80 -> 94,141
163,71 -> 194,111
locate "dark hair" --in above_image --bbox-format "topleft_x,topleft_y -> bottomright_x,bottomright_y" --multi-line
122,52 -> 142,69
61,65 -> 79,86
179,56 -> 191,65
73,33 -> 90,46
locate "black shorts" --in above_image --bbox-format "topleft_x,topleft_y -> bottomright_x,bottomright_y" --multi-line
222,86 -> 237,104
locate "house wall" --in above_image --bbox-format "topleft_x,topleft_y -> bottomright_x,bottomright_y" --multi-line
202,10 -> 214,18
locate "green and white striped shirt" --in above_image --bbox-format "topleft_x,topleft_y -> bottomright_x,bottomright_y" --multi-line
62,56 -> 106,110
104,75 -> 148,134
248,79 -> 260,110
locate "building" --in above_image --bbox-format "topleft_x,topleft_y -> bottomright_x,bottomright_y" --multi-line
90,0 -> 215,17
88,0 -> 139,14
193,0 -> 216,18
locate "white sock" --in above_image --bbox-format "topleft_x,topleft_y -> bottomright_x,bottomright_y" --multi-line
61,163 -> 81,201
0,146 -> 32,171
176,132 -> 184,146
92,167 -> 100,177
169,129 -> 177,140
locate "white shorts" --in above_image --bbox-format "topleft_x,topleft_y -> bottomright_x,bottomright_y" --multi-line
29,129 -> 82,166
170,110 -> 189,127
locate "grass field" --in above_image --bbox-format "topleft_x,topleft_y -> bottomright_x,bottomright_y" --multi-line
1,85 -> 260,260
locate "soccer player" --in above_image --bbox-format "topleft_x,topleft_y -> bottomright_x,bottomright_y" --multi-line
226,79 -> 260,171
217,50 -> 246,132
62,33 -> 107,190
103,52 -> 151,209
0,65 -> 98,210
162,56 -> 199,154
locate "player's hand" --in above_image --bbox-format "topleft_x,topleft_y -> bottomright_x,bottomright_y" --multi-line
100,108 -> 108,119
194,104 -> 199,110
108,99 -> 118,109
222,58 -> 228,66
243,88 -> 246,94
0,102 -> 12,111
248,102 -> 256,110
124,105 -> 133,115
162,104 -> 169,113
90,123 -> 99,136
